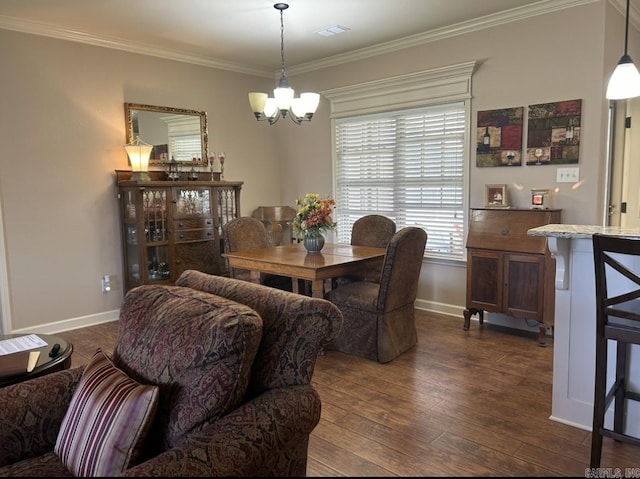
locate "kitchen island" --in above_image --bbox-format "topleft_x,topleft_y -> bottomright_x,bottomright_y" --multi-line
527,224 -> 640,435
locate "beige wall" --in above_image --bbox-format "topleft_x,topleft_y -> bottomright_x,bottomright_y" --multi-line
0,0 -> 629,332
0,30 -> 284,332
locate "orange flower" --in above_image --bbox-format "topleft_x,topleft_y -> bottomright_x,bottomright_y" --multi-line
293,194 -> 336,237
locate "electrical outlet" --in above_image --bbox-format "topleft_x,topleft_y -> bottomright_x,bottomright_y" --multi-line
557,167 -> 579,183
101,275 -> 111,293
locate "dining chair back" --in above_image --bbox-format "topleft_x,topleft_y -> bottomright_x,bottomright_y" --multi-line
252,206 -> 297,245
590,233 -> 640,466
266,222 -> 283,247
223,217 -> 291,290
325,226 -> 427,363
351,214 -> 397,248
335,214 -> 396,286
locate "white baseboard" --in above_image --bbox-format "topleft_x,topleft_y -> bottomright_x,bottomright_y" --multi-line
12,309 -> 120,335
14,300 -> 466,335
11,300 -> 539,337
414,299 -> 465,319
414,299 -> 550,336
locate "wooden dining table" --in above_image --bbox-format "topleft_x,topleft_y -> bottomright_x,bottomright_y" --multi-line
222,242 -> 386,298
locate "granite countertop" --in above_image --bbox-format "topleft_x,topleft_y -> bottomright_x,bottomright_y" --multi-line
528,224 -> 640,239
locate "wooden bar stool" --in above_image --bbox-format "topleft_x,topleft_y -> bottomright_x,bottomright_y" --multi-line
591,234 -> 640,467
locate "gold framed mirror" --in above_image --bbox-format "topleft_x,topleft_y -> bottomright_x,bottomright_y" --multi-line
124,103 -> 209,166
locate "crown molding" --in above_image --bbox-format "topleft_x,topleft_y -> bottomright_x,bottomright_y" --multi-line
0,15 -> 274,78
609,0 -> 640,28
0,0 -> 599,79
287,0 -> 599,76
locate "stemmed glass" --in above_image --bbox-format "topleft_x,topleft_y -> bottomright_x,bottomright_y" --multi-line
219,151 -> 226,180
534,148 -> 543,165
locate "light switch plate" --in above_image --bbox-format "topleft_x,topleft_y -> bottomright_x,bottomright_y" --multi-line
557,167 -> 579,183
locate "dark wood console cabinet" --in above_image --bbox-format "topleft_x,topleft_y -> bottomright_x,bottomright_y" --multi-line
463,208 -> 561,344
116,170 -> 242,293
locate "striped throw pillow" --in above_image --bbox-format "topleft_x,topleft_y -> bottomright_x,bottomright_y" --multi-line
54,349 -> 159,477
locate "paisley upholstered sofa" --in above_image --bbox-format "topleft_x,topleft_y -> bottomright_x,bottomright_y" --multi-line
0,270 -> 342,477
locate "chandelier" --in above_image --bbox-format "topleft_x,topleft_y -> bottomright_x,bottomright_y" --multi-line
248,3 -> 320,125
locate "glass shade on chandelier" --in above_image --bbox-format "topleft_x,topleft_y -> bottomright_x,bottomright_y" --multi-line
124,136 -> 153,181
248,3 -> 320,125
606,0 -> 640,100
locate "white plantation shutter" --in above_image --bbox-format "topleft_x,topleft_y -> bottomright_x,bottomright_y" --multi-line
335,102 -> 466,258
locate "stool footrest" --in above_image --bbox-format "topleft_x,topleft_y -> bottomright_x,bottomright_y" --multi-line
626,390 -> 640,402
601,428 -> 640,447
604,382 -> 640,406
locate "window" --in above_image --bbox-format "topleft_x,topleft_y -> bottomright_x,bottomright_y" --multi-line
323,61 -> 475,261
335,102 -> 466,259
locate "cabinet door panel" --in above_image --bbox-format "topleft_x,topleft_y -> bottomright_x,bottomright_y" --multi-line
503,253 -> 544,320
466,249 -> 502,312
174,241 -> 218,278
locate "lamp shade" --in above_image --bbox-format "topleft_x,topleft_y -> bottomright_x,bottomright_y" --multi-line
248,92 -> 268,114
606,55 -> 640,100
263,98 -> 278,118
300,92 -> 320,114
274,85 -> 294,110
606,0 -> 640,100
124,136 -> 153,181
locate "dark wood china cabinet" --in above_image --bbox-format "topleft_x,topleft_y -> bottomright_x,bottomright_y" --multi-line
116,170 -> 242,293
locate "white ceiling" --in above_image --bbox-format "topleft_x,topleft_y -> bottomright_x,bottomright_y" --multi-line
0,0 -> 617,77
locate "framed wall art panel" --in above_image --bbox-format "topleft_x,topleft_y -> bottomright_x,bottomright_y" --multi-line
476,107 -> 523,167
526,99 -> 581,166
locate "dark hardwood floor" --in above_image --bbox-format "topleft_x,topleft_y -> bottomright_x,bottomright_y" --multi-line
58,310 -> 638,477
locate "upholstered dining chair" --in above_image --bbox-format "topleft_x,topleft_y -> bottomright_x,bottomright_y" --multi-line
335,214 -> 397,286
325,226 -> 427,363
351,214 -> 397,248
222,217 -> 292,291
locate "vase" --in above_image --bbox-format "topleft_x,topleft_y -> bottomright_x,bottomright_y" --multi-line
303,233 -> 325,254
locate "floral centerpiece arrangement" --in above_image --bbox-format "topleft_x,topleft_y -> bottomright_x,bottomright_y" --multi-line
293,193 -> 336,252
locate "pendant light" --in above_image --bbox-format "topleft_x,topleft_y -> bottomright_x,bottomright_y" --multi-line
606,0 -> 640,100
248,3 -> 320,125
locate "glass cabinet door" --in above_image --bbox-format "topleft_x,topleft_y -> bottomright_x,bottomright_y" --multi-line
172,187 -> 217,277
122,190 -> 141,286
142,189 -> 170,282
121,187 -> 170,290
173,187 -> 211,217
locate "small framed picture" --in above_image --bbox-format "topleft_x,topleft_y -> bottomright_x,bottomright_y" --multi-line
485,184 -> 509,208
531,188 -> 551,209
